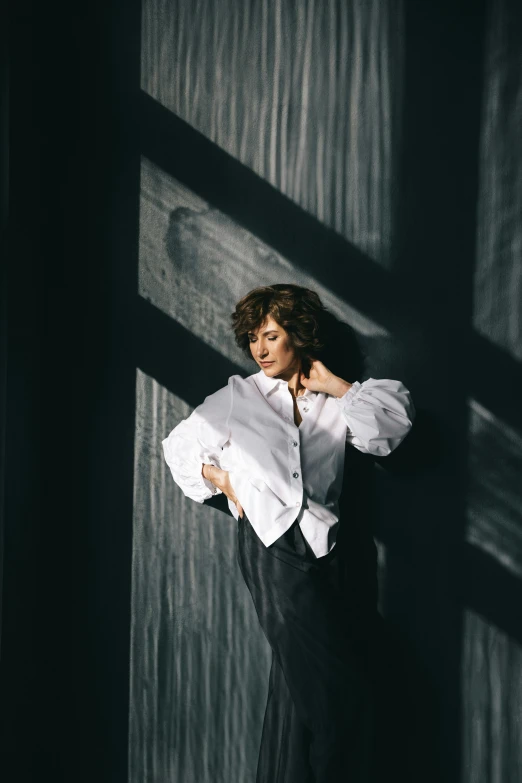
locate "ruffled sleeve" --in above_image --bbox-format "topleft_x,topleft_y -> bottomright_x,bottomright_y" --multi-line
335,377 -> 416,457
162,380 -> 234,503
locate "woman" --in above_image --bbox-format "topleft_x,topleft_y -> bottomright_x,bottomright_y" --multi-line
162,284 -> 416,783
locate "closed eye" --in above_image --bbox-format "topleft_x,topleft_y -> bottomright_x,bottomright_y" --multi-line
249,336 -> 278,343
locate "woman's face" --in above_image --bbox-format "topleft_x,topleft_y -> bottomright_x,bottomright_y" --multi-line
248,315 -> 300,380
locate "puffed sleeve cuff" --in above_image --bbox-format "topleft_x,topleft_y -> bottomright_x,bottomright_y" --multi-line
337,380 -> 363,405
334,377 -> 416,457
161,380 -> 234,503
161,435 -> 223,503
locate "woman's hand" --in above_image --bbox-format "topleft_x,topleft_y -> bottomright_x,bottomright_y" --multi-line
299,359 -> 353,398
202,465 -> 244,518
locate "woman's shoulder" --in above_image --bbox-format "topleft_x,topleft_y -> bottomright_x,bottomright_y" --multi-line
220,372 -> 267,407
228,371 -> 265,393
199,373 -> 255,405
229,371 -> 259,386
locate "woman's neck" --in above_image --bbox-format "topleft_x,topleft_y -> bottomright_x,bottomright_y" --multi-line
280,368 -> 305,398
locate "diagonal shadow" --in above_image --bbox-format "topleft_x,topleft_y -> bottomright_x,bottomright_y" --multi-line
460,543 -> 522,645
139,90 -> 522,435
138,92 -> 400,330
134,295 -> 246,407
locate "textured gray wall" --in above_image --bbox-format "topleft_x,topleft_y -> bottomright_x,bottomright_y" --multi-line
138,156 -> 388,365
463,406 -> 522,783
130,0 -> 522,781
130,372 -> 271,782
141,0 -> 403,266
473,0 -> 522,362
462,1 -> 522,781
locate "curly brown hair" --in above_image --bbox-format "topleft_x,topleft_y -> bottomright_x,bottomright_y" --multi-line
231,284 -> 328,361
231,284 -> 366,382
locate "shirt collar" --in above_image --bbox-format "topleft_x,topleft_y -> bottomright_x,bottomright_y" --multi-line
255,369 -> 317,401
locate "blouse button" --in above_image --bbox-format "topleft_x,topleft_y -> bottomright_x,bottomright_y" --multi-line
292,440 -> 298,447
292,472 -> 299,479
303,407 -> 309,412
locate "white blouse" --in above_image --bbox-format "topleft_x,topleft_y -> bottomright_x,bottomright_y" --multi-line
162,370 -> 416,559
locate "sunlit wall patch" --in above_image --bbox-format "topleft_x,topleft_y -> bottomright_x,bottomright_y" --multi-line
461,608 -> 522,783
139,157 -> 390,377
129,369 -> 271,783
141,0 -> 404,267
466,397 -> 522,580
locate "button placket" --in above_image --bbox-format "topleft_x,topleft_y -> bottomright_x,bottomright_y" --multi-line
297,396 -> 310,414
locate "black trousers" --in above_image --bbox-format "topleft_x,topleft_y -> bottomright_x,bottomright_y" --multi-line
237,512 -> 380,783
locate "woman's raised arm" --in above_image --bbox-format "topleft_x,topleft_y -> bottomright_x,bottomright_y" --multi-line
335,377 -> 416,457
